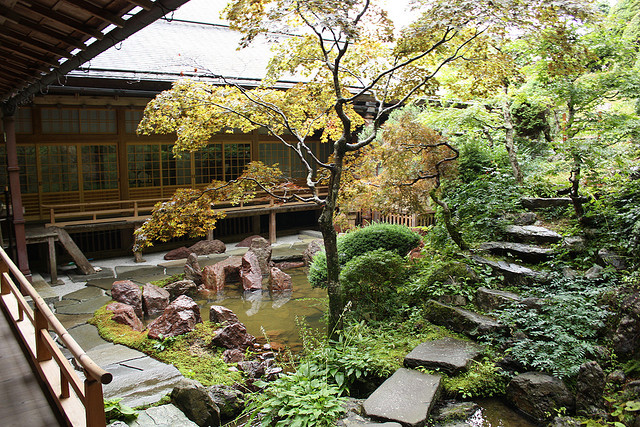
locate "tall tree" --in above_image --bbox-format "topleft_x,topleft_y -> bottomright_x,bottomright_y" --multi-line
135,0 -> 586,336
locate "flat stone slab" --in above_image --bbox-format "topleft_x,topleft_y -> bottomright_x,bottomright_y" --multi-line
478,241 -> 552,263
130,404 -> 198,426
475,287 -> 521,311
504,225 -> 562,244
67,267 -> 115,282
86,277 -> 120,290
424,300 -> 503,338
404,337 -> 483,374
521,197 -> 587,210
62,286 -> 104,301
29,276 -> 59,304
300,230 -> 323,238
471,255 -> 550,285
115,265 -> 165,279
55,313 -> 94,330
67,323 -> 110,352
364,368 -> 442,426
54,295 -> 111,315
102,356 -> 186,408
86,343 -> 147,367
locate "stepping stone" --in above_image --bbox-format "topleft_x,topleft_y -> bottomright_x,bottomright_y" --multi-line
86,277 -> 119,290
62,286 -> 104,301
128,404 -> 198,426
363,368 -> 441,426
424,300 -> 504,338
521,197 -> 588,210
475,287 -> 521,311
54,295 -> 112,315
504,225 -> 562,244
67,323 -> 110,352
478,241 -> 552,263
470,255 -> 551,285
404,337 -> 483,374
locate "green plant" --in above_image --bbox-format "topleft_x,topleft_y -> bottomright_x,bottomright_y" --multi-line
404,258 -> 479,304
441,358 -> 507,399
337,223 -> 421,263
152,334 -> 178,352
245,364 -> 347,426
150,273 -> 185,288
339,249 -> 407,319
308,251 -> 328,288
104,398 -> 138,423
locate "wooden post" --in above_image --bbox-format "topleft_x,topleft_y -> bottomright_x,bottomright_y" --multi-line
252,215 -> 261,234
84,376 -> 107,427
60,368 -> 70,399
34,307 -> 52,362
47,236 -> 57,284
269,211 -> 276,244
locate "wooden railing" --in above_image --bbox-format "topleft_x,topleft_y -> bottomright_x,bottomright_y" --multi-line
369,210 -> 436,228
0,247 -> 112,427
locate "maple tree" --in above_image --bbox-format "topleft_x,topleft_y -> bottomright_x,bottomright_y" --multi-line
134,0 -> 595,335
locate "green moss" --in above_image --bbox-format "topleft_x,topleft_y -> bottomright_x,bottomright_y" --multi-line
150,273 -> 185,288
89,306 -> 242,386
441,358 -> 507,399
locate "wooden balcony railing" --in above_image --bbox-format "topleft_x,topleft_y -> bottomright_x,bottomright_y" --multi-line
0,247 -> 112,427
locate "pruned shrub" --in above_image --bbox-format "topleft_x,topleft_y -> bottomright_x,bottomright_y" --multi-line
337,223 -> 421,263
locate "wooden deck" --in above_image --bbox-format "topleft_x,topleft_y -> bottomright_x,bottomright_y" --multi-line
0,307 -> 63,426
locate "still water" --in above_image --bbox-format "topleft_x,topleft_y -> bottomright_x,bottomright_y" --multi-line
196,267 -> 327,353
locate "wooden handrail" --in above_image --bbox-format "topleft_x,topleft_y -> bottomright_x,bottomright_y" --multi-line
0,247 -> 111,427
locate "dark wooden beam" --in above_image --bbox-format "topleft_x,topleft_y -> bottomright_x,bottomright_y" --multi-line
14,1 -> 105,40
60,0 -> 127,28
0,27 -> 72,58
0,40 -> 60,66
0,5 -> 87,50
127,0 -> 153,11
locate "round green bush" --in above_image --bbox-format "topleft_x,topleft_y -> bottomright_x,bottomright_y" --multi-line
337,223 -> 421,263
340,249 -> 407,318
308,251 -> 327,288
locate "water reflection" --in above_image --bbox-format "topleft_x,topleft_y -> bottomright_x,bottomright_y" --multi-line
197,268 -> 327,352
469,399 -> 537,427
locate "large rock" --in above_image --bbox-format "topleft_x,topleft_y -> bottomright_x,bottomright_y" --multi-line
475,287 -> 521,311
504,225 -> 563,244
240,250 -> 263,291
575,361 -> 605,417
210,322 -> 255,350
106,302 -> 144,332
208,385 -> 245,422
222,349 -> 244,364
613,290 -> 640,360
404,337 -> 483,374
142,283 -> 170,317
269,267 -> 292,292
471,255 -> 551,286
506,372 -> 574,424
424,300 -> 504,338
189,239 -> 226,256
249,237 -> 272,275
184,253 -> 203,286
521,197 -> 583,209
111,280 -> 143,318
171,380 -> 221,427
303,239 -> 324,266
202,257 -> 242,292
597,248 -> 627,271
147,295 -> 202,339
236,235 -> 264,247
126,404 -> 199,427
478,241 -> 552,263
164,246 -> 193,260
164,279 -> 199,300
363,368 -> 442,426
209,305 -> 240,325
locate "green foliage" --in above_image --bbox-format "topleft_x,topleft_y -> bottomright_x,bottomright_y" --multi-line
246,364 -> 347,427
496,276 -> 614,378
339,249 -> 407,319
337,223 -> 421,264
404,257 -> 479,304
150,273 -> 184,288
307,251 -> 328,288
457,139 -> 502,183
104,398 -> 138,423
441,358 -> 507,399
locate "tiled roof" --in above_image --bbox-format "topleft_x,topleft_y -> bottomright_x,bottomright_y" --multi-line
68,18 -> 299,87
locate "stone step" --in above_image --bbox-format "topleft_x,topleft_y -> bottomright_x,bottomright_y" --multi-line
363,368 -> 442,427
478,241 -> 552,263
424,300 -> 504,338
504,225 -> 562,245
475,287 -> 521,311
470,255 -> 551,286
521,197 -> 588,210
404,337 -> 483,374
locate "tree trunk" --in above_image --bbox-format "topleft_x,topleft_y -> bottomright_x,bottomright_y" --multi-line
319,154 -> 345,340
569,167 -> 585,220
502,99 -> 523,184
429,190 -> 469,251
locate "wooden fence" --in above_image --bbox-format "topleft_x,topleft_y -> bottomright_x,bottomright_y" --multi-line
0,247 -> 112,427
366,210 -> 436,228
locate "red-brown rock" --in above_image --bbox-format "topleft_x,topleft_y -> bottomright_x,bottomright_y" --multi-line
269,267 -> 292,292
184,253 -> 202,286
164,246 -> 193,260
164,279 -> 199,300
202,256 -> 242,292
240,251 -> 263,291
210,305 -> 240,325
111,280 -> 143,318
273,261 -> 305,270
189,239 -> 226,255
142,283 -> 170,317
222,348 -> 244,364
249,237 -> 272,276
147,295 -> 202,339
106,302 -> 144,332
303,239 -> 324,266
236,235 -> 264,247
211,322 -> 256,350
